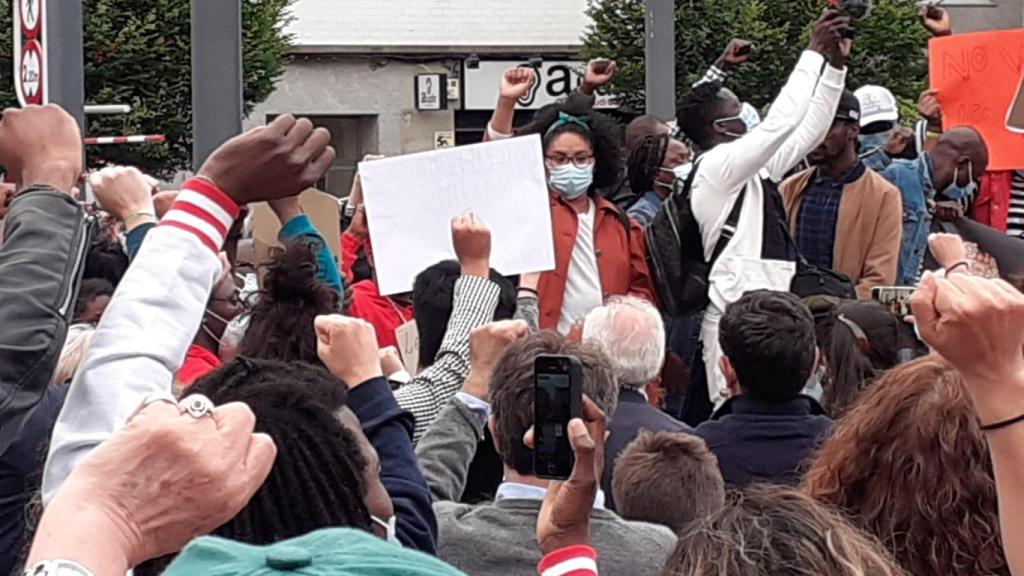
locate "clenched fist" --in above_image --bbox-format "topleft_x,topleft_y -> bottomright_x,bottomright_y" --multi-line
314,314 -> 383,388
452,213 -> 491,278
500,68 -> 536,102
197,114 -> 336,206
89,166 -> 158,225
462,320 -> 530,401
0,105 -> 82,194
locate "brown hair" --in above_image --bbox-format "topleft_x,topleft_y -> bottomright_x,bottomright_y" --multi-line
803,356 -> 1007,576
612,431 -> 725,533
662,485 -> 906,576
489,331 -> 618,475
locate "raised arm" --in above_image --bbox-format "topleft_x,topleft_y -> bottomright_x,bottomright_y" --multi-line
394,215 -> 501,441
697,12 -> 847,195
0,105 -> 90,455
485,68 -> 536,140
42,114 -> 337,502
271,196 -> 344,294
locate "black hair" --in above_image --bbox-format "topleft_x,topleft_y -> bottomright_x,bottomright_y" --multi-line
239,239 -> 338,365
676,80 -> 730,153
192,358 -> 372,541
719,290 -> 817,401
627,133 -> 670,196
624,115 -> 670,156
73,277 -> 114,322
521,102 -> 623,192
822,300 -> 905,419
412,260 -> 517,368
82,231 -> 129,287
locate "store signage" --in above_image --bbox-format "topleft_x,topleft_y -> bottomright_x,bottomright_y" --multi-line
415,73 -> 448,111
463,60 -> 616,111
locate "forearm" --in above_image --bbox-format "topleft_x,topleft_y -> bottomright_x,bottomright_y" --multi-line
27,492 -> 132,576
279,214 -> 344,293
396,275 -> 500,441
489,96 -> 518,138
42,180 -> 238,502
515,295 -> 540,332
414,399 -> 485,502
0,187 -> 92,454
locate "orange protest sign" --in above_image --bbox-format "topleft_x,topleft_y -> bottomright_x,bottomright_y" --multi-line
929,30 -> 1024,171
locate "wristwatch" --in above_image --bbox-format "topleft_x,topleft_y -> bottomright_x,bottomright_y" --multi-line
24,560 -> 95,576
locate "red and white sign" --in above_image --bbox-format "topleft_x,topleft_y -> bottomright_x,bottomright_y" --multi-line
13,0 -> 47,107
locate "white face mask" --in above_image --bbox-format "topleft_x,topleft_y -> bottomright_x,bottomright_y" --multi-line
218,313 -> 250,363
371,514 -> 401,546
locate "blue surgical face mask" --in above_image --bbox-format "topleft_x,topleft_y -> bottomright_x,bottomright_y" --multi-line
548,164 -> 594,200
943,160 -> 977,201
858,131 -> 892,156
740,102 -> 761,132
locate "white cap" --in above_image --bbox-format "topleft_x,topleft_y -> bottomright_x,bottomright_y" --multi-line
854,85 -> 899,128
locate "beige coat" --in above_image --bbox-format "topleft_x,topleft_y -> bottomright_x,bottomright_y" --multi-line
780,167 -> 903,299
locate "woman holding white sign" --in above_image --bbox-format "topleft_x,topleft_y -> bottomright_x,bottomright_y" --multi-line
486,67 -> 657,334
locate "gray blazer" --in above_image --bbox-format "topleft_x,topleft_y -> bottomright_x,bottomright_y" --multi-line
416,399 -> 677,576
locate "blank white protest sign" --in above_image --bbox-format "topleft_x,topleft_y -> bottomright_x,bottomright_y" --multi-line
360,134 -> 555,295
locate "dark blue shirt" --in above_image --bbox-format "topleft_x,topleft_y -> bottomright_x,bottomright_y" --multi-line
693,395 -> 833,487
796,162 -> 867,270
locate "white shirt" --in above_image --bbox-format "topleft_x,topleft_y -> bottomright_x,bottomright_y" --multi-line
558,200 -> 603,334
689,50 -> 847,404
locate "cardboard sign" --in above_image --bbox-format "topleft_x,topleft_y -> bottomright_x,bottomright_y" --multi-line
359,134 -> 555,296
394,320 -> 420,376
251,188 -> 342,273
929,30 -> 1024,170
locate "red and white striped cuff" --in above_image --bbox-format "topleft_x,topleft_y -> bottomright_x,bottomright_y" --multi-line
538,545 -> 598,576
159,178 -> 240,253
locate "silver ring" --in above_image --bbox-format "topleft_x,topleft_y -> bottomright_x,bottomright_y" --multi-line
182,394 -> 215,419
129,392 -> 178,420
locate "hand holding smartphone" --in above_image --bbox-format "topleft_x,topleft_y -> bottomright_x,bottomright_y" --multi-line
533,355 -> 583,480
872,286 -> 917,318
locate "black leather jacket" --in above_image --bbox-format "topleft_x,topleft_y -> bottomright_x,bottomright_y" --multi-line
0,186 -> 94,456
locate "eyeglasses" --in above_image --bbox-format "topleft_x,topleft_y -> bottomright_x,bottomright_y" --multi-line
545,154 -> 595,169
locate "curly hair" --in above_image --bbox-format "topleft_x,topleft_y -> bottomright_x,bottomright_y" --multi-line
239,239 -> 339,364
676,80 -> 730,153
520,100 -> 623,192
803,356 -> 1008,576
663,485 -> 906,576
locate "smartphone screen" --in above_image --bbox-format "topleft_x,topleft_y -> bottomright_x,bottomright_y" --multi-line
534,355 -> 582,480
872,286 -> 917,317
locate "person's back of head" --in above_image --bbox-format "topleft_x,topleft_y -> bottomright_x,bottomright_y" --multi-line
582,295 -> 665,391
191,358 -> 372,543
239,240 -> 339,365
624,115 -> 670,158
412,260 -> 516,368
73,277 -> 114,324
662,485 -> 907,576
489,331 -> 619,475
676,81 -> 738,154
83,231 -> 129,288
719,290 -> 816,401
612,430 -> 724,533
822,300 -> 905,418
931,126 -> 990,192
803,356 -> 1007,576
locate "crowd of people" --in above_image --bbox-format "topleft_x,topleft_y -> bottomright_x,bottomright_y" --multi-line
1,5 -> 1024,576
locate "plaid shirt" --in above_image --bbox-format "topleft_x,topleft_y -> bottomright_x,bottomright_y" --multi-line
796,161 -> 867,270
395,275 -> 500,442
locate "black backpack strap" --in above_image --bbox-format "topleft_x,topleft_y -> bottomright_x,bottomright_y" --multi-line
709,187 -> 747,266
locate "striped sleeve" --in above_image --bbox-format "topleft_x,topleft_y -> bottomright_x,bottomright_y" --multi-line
395,274 -> 501,442
159,178 -> 240,253
538,546 -> 598,576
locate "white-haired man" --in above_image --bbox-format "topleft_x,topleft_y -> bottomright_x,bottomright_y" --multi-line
583,296 -> 692,512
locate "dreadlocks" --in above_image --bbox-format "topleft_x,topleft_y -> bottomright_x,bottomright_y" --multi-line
192,358 -> 372,542
627,133 -> 670,196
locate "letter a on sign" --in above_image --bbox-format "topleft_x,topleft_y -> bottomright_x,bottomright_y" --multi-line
13,0 -> 47,107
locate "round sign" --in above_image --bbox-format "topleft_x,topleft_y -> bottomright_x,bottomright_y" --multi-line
20,40 -> 44,105
20,0 -> 42,37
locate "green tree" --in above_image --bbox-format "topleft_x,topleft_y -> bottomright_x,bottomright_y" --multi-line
0,0 -> 292,178
581,0 -> 928,116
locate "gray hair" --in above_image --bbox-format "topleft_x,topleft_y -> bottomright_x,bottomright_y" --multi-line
52,323 -> 96,386
583,296 -> 665,389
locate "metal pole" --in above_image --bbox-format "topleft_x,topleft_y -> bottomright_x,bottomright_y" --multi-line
643,0 -> 676,121
46,0 -> 85,131
190,0 -> 243,170
85,104 -> 132,115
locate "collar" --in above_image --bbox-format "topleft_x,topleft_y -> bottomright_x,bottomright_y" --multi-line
619,387 -> 649,403
813,160 -> 866,187
495,482 -> 606,509
712,394 -> 826,420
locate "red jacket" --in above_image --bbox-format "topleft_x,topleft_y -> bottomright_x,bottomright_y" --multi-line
538,194 -> 656,330
347,279 -> 413,349
177,344 -> 221,387
975,171 -> 1013,232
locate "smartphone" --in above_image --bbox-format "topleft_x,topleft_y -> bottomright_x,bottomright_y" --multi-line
872,286 -> 917,318
591,59 -> 611,75
533,354 -> 583,480
734,43 -> 753,57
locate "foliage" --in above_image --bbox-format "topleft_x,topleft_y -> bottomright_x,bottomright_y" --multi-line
581,0 -> 929,116
0,0 -> 292,178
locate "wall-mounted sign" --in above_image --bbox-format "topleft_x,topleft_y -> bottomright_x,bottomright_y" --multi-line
463,60 -> 616,111
13,0 -> 47,107
415,73 -> 448,111
434,130 -> 455,149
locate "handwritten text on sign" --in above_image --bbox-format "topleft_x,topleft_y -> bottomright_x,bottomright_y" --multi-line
929,30 -> 1024,171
